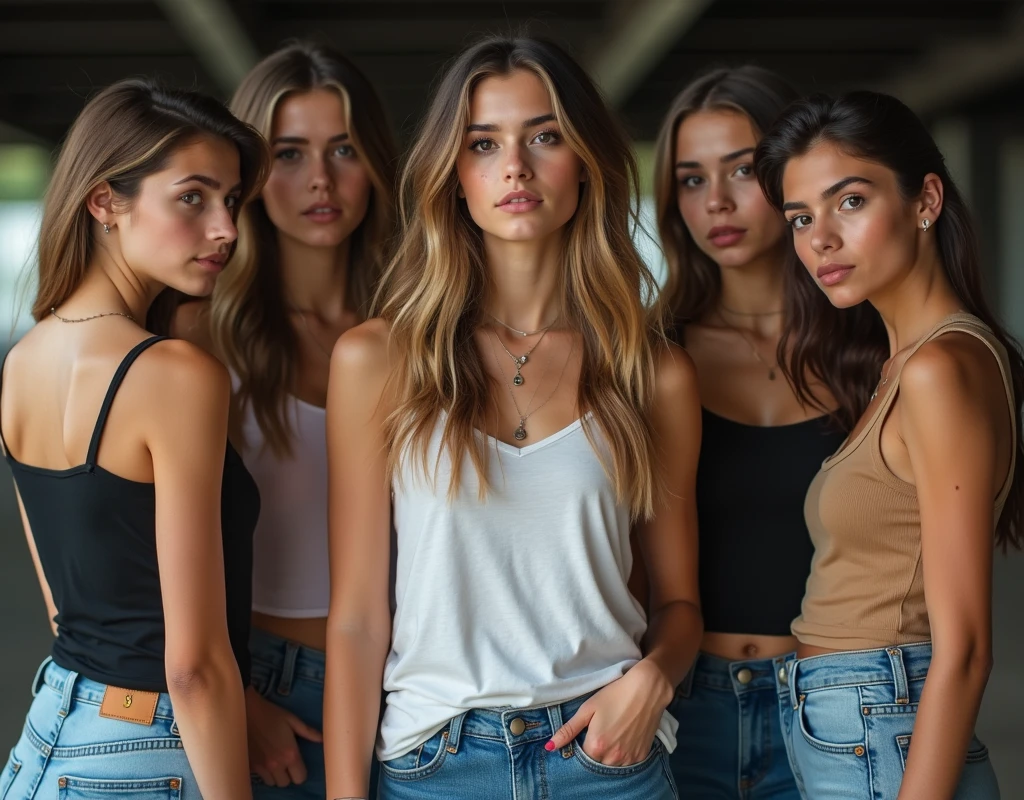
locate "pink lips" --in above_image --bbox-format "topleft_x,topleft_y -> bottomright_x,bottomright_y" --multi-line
302,203 -> 341,223
816,263 -> 854,287
194,254 -> 226,273
497,190 -> 542,213
707,226 -> 746,247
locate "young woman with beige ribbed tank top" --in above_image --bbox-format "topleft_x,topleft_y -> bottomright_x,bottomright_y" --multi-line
756,92 -> 1024,800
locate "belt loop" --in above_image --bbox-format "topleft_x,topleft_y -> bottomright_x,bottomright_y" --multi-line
58,669 -> 79,718
276,641 -> 300,697
547,699 -> 574,758
676,660 -> 695,700
788,660 -> 800,710
886,647 -> 910,704
445,712 -> 467,754
31,656 -> 53,697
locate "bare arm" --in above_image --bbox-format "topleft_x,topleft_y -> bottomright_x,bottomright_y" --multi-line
549,343 -> 703,764
324,320 -> 395,799
147,342 -> 251,800
895,339 -> 1007,800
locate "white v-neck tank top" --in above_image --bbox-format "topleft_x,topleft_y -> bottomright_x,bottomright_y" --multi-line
380,413 -> 678,760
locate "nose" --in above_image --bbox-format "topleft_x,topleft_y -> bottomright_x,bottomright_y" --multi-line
503,142 -> 533,183
309,153 -> 334,192
208,203 -> 238,245
706,178 -> 735,213
809,219 -> 840,255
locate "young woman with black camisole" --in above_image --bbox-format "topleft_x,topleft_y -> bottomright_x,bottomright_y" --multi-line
0,79 -> 268,799
651,67 -> 874,798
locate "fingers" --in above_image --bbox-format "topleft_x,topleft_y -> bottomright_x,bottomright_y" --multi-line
287,712 -> 324,743
252,764 -> 275,786
546,704 -> 593,751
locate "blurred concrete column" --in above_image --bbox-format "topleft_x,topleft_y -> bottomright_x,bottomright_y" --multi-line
999,137 -> 1024,336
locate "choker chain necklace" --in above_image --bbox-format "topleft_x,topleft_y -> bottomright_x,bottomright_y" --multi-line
715,311 -> 778,381
51,307 -> 135,324
487,312 -> 557,338
491,319 -> 556,386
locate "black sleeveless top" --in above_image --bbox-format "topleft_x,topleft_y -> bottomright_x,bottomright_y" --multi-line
697,408 -> 846,636
0,336 -> 260,691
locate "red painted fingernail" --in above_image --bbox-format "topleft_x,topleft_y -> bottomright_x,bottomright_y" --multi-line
545,741 -> 556,751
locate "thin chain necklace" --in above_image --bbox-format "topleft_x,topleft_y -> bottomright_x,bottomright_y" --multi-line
51,307 -> 135,323
290,307 -> 334,361
869,358 -> 897,403
487,331 -> 573,442
715,311 -> 778,381
491,320 -> 556,386
487,312 -> 558,338
719,303 -> 783,317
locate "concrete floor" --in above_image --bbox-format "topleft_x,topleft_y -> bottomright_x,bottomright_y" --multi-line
0,460 -> 1021,794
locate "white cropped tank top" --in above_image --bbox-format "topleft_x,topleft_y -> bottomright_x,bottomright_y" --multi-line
234,377 -> 330,618
379,413 -> 678,760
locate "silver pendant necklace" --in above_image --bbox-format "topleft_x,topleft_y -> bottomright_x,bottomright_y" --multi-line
487,312 -> 557,338
491,320 -> 555,386
486,331 -> 573,441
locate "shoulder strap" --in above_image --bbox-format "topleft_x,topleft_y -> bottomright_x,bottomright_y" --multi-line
86,336 -> 168,466
0,346 -> 12,456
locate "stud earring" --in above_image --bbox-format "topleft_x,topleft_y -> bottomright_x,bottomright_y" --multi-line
103,224 -> 111,234
921,219 -> 930,231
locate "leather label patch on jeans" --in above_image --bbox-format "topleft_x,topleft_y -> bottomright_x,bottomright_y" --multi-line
98,685 -> 159,725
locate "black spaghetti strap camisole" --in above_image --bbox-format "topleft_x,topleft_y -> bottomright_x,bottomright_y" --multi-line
0,336 -> 259,691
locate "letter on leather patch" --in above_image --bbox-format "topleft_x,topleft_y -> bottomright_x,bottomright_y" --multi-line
99,685 -> 158,725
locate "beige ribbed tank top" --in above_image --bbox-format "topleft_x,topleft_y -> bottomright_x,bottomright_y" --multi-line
793,313 -> 1017,649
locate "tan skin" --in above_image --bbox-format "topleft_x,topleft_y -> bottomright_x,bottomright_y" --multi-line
673,110 -> 836,661
174,89 -> 372,788
782,142 -> 1010,800
2,137 -> 252,799
323,70 -> 703,798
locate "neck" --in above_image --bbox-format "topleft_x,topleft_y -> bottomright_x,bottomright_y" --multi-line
72,247 -> 163,322
277,231 -> 350,319
713,246 -> 786,335
870,250 -> 962,356
482,232 -> 563,332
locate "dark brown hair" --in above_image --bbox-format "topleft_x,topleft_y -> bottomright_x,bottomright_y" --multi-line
35,78 -> 268,322
756,90 -> 1023,550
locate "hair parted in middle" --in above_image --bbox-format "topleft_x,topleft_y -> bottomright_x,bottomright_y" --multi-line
376,34 -> 665,520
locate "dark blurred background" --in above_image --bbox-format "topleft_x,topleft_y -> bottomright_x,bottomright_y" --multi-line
1,0 -> 1022,792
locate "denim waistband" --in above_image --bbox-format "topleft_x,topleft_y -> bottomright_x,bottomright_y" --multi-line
33,657 -> 177,723
786,641 -> 932,708
677,651 -> 794,698
249,626 -> 326,685
446,693 -> 592,752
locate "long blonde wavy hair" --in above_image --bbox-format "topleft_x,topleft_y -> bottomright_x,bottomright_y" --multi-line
377,36 -> 664,520
212,41 -> 397,454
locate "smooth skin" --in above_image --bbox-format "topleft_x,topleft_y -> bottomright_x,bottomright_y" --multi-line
1,137 -> 252,799
323,69 -> 702,798
174,88 -> 371,788
782,142 -> 1011,800
672,109 -> 836,662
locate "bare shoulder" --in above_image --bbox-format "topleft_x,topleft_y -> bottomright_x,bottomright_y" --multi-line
134,338 -> 229,413
170,299 -> 215,355
653,340 -> 699,402
900,334 -> 993,405
331,317 -> 393,383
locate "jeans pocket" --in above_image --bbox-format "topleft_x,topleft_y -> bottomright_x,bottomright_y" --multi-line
571,736 -> 664,776
0,749 -> 21,800
897,734 -> 990,771
797,688 -> 866,754
248,662 -> 278,699
380,727 -> 450,781
57,775 -> 184,798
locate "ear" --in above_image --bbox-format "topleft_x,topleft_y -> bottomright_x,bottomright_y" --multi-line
85,181 -> 117,230
457,184 -> 466,199
918,173 -> 944,230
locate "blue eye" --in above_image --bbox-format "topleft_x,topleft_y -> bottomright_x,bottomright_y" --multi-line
275,149 -> 300,161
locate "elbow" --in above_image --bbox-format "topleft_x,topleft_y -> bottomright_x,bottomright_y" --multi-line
933,640 -> 993,686
165,652 -> 241,703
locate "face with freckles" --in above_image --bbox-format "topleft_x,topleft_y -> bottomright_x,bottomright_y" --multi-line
262,88 -> 372,250
455,69 -> 586,245
781,142 -> 942,308
103,135 -> 242,298
674,109 -> 786,270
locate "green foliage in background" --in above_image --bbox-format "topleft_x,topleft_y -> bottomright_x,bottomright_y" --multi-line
0,145 -> 50,201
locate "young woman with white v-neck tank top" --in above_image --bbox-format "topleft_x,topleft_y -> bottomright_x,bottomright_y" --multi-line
171,42 -> 397,799
323,36 -> 703,800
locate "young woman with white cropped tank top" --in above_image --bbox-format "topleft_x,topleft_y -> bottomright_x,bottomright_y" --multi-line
323,36 -> 703,800
757,91 -> 1024,800
172,42 -> 397,799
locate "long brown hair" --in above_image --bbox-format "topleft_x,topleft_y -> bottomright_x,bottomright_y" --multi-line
756,91 -> 1023,550
376,35 -> 664,520
35,78 -> 267,322
213,41 -> 398,455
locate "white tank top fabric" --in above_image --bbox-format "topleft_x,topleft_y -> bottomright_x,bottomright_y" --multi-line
233,376 -> 330,618
380,412 -> 678,761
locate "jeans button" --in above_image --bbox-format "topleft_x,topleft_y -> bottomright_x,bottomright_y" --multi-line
778,666 -> 788,685
736,668 -> 753,685
509,717 -> 526,736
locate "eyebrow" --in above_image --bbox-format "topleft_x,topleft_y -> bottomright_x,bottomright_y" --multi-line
270,133 -> 350,145
173,174 -> 242,193
466,113 -> 557,133
781,176 -> 874,212
675,147 -> 756,170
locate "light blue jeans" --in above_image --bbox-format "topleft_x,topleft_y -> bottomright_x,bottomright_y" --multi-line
780,642 -> 999,799
377,691 -> 677,800
668,652 -> 800,798
0,658 -> 194,800
249,628 -> 380,800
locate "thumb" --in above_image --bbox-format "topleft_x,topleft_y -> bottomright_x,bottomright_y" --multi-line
546,704 -> 593,752
286,713 -> 323,743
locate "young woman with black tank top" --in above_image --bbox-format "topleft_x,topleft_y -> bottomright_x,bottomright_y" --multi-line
651,67 -> 873,798
0,79 -> 268,799
756,92 -> 1023,800
322,36 -> 702,800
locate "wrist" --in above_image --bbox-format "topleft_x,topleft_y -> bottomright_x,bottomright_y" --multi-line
634,657 -> 674,708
